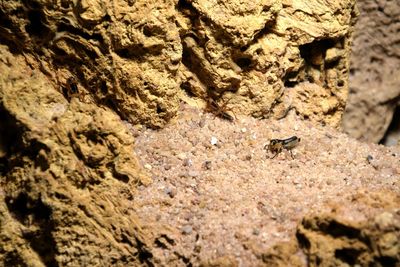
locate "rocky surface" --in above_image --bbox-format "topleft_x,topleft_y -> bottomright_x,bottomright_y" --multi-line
0,0 -> 357,128
0,45 -> 150,266
342,0 -> 400,143
1,0 -> 398,266
133,104 -> 400,266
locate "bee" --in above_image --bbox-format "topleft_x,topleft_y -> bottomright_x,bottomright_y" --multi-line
264,136 -> 301,159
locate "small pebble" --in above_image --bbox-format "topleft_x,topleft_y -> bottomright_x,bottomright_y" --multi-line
183,158 -> 193,167
211,136 -> 218,146
188,170 -> 199,178
182,225 -> 193,235
199,118 -> 206,128
164,164 -> 171,170
203,160 -> 212,170
144,164 -> 152,170
241,128 -> 247,133
164,187 -> 177,198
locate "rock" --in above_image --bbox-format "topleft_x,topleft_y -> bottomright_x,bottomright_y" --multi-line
343,0 -> 400,143
182,225 -> 193,235
203,160 -> 212,170
164,187 -> 177,198
210,136 -> 218,146
144,164 -> 152,170
0,45 -> 151,266
183,158 -> 193,167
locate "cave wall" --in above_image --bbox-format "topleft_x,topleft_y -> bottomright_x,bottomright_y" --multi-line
343,0 -> 400,144
0,0 -> 357,129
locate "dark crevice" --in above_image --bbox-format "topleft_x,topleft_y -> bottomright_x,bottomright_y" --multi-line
325,60 -> 340,69
3,251 -> 26,267
233,56 -> 253,70
380,105 -> 400,146
56,22 -> 105,48
154,234 -> 176,249
156,103 -> 166,114
24,4 -> 54,46
284,80 -> 299,88
6,193 -> 57,266
283,71 -> 299,88
174,251 -> 192,266
0,106 -> 25,175
28,140 -> 51,171
6,193 -> 52,226
0,106 -> 24,156
134,237 -> 154,266
376,256 -> 397,267
181,39 -> 204,85
25,9 -> 48,38
180,81 -> 197,97
304,218 -> 363,239
337,79 -> 345,87
299,39 -> 336,66
108,162 -> 130,184
335,248 -> 363,265
295,231 -> 311,250
114,45 -> 160,59
0,108 -> 51,172
299,38 -> 343,87
177,0 -> 194,10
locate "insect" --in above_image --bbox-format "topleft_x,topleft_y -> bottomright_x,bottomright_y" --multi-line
62,77 -> 85,102
206,98 -> 236,122
264,136 -> 301,159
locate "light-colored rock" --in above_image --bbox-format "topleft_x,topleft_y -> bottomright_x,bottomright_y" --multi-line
0,45 -> 151,266
1,0 -> 356,129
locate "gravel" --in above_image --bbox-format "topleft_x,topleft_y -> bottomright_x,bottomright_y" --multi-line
133,104 -> 400,265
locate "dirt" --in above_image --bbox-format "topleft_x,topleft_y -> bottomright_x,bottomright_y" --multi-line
132,103 -> 400,265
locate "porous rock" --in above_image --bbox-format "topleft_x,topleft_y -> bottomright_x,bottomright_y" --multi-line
343,0 -> 400,143
0,0 -> 357,128
0,45 -> 151,266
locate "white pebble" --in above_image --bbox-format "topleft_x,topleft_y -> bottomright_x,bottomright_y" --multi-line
211,136 -> 218,146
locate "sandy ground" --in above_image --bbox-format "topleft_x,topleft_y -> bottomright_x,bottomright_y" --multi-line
132,103 -> 400,265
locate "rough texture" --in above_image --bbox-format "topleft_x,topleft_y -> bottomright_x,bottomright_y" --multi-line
0,45 -> 151,266
0,0 -> 357,129
342,0 -> 400,143
179,0 -> 357,127
2,0 -> 397,266
133,104 -> 400,266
